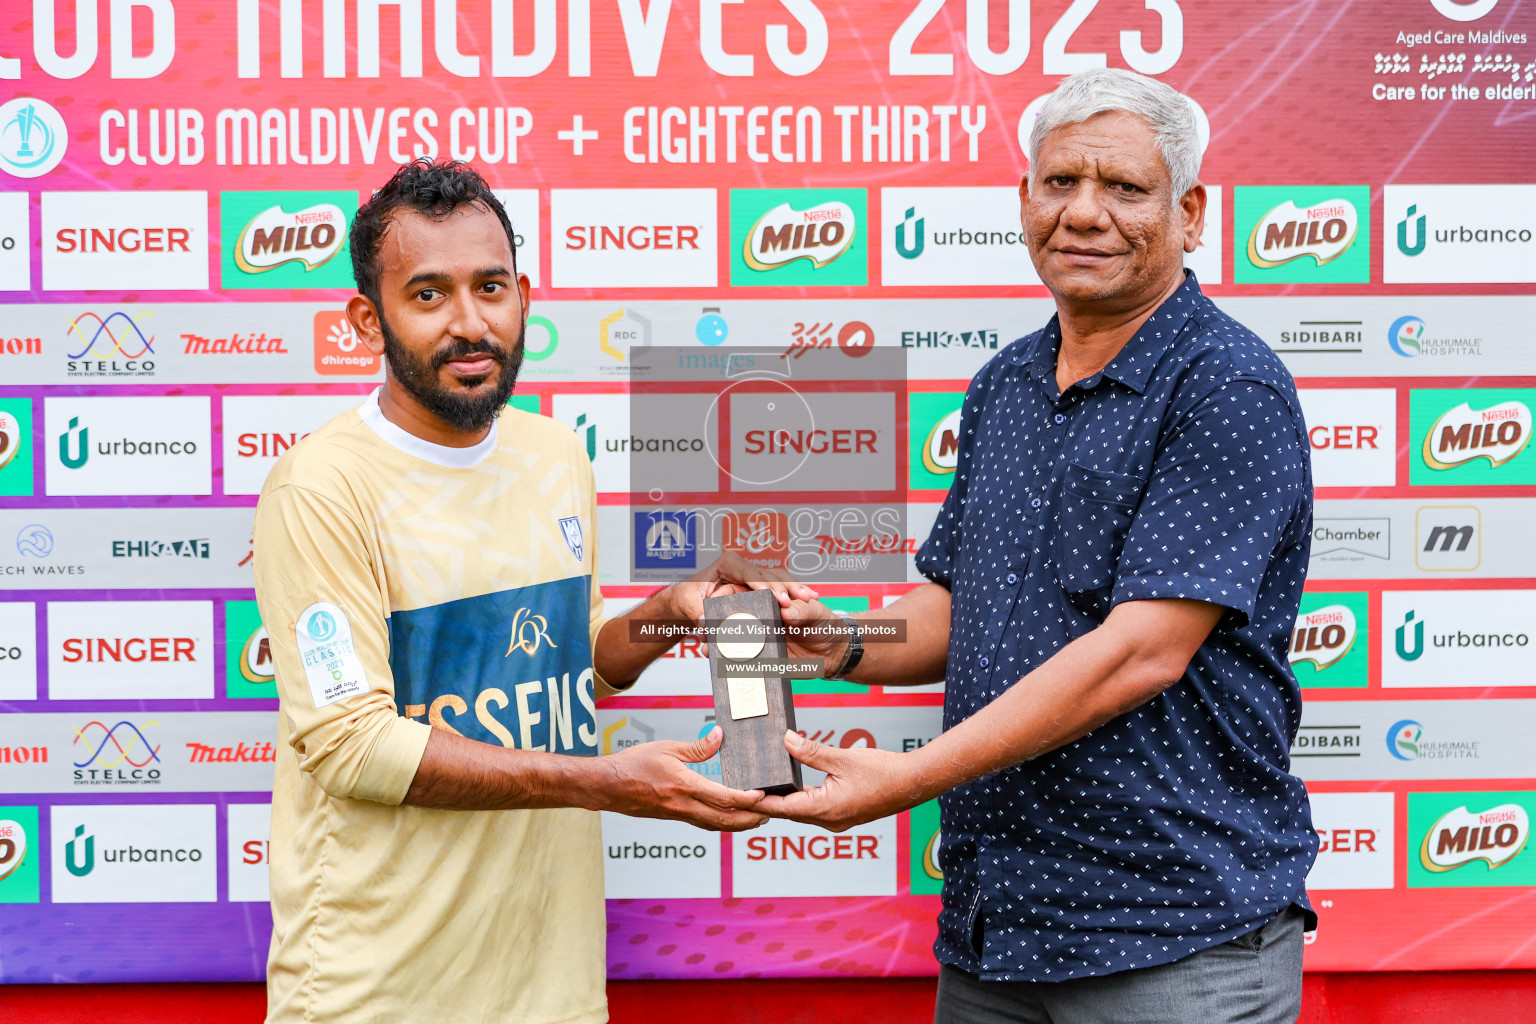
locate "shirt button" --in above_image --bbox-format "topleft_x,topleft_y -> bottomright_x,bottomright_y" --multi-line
1006,573 -> 1019,586
978,656 -> 990,669
1030,497 -> 1041,509
1053,414 -> 1066,425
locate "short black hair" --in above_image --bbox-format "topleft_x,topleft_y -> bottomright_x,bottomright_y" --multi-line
349,159 -> 517,307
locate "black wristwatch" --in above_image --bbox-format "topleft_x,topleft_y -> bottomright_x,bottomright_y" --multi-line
826,610 -> 864,680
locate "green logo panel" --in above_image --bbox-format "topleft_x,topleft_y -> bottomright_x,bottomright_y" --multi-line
0,398 -> 33,497
0,806 -> 41,903
909,392 -> 965,491
1234,185 -> 1370,283
729,188 -> 868,287
1291,591 -> 1368,689
1410,388 -> 1536,486
793,596 -> 870,695
908,799 -> 944,895
220,190 -> 359,290
1408,791 -> 1536,888
225,600 -> 277,700
508,394 -> 542,415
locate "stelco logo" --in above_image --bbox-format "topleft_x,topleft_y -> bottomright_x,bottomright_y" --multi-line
65,311 -> 155,378
1423,401 -> 1531,469
923,410 -> 962,477
57,417 -> 199,470
1420,803 -> 1529,873
1247,199 -> 1359,268
1289,604 -> 1357,671
235,203 -> 347,274
71,720 -> 162,785
745,201 -> 856,271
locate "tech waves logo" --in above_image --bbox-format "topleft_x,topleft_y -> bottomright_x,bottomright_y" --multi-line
71,720 -> 162,786
1247,199 -> 1359,268
234,203 -> 347,274
745,201 -> 856,270
1420,803 -> 1529,872
1422,401 -> 1531,469
65,311 -> 155,378
15,524 -> 52,558
1289,604 -> 1357,670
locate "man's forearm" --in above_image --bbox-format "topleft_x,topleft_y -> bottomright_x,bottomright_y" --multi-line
833,582 -> 953,686
403,728 -> 603,810
592,586 -> 690,690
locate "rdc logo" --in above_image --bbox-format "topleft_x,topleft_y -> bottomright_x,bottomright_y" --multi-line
0,98 -> 68,178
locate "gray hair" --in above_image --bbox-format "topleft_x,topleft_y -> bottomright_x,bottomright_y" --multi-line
1027,68 -> 1201,202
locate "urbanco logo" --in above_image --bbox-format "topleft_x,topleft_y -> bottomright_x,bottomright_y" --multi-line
1384,186 -> 1536,284
880,187 -> 1043,287
51,804 -> 217,902
45,396 -> 212,497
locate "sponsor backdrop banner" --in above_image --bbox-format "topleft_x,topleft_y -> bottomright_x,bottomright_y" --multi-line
0,0 -> 1533,985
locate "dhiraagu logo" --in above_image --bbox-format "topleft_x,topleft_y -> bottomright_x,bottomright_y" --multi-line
221,191 -> 359,290
730,189 -> 867,286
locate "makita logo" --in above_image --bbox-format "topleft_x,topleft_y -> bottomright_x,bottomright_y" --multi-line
181,332 -> 288,355
235,203 -> 346,273
1424,401 -> 1531,469
745,201 -> 855,270
185,741 -> 276,764
1247,199 -> 1359,268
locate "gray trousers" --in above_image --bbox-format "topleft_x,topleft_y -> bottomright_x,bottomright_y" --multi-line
933,907 -> 1305,1024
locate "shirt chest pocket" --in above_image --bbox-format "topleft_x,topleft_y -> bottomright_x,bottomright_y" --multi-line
1051,463 -> 1143,602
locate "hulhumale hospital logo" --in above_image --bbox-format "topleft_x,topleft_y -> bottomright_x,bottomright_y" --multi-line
0,98 -> 67,178
1388,719 -> 1424,761
1390,316 -> 1426,357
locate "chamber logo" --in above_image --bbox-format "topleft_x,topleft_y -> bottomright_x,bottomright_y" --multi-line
923,409 -> 962,476
745,201 -> 856,271
235,203 -> 347,274
0,98 -> 67,178
1422,401 -> 1531,470
1247,198 -> 1359,268
1388,719 -> 1424,760
1420,803 -> 1528,871
1289,604 -> 1357,670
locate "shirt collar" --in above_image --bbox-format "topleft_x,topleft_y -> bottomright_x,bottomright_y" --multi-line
1016,271 -> 1205,396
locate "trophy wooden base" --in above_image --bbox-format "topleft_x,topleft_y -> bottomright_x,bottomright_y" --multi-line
703,589 -> 803,795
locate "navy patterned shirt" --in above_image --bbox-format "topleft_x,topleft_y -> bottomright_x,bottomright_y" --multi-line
916,273 -> 1318,982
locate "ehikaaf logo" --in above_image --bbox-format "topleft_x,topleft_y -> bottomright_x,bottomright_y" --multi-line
1289,604 -> 1358,671
1422,401 -> 1531,470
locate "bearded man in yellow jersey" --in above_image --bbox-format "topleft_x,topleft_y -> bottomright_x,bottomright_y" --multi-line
253,159 -> 805,1024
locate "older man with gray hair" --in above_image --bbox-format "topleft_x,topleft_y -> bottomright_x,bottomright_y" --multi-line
757,67 -> 1318,1022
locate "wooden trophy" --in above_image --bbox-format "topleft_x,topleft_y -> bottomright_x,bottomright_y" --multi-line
703,589 -> 803,795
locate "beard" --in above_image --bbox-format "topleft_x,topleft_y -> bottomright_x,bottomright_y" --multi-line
380,313 -> 525,434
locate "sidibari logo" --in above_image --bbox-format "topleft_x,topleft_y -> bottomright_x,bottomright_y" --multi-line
1420,803 -> 1528,872
1289,604 -> 1357,671
1388,719 -> 1424,760
506,608 -> 559,657
235,203 -> 347,274
1247,199 -> 1359,268
1423,401 -> 1531,470
923,409 -> 961,476
745,201 -> 856,271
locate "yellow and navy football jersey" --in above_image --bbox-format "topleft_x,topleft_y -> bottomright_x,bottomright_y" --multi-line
253,390 -> 610,1024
